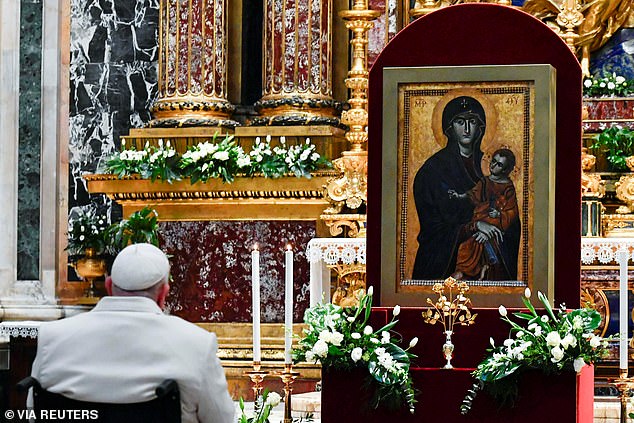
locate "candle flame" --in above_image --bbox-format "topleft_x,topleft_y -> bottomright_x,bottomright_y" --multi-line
286,244 -> 292,251
253,243 -> 258,251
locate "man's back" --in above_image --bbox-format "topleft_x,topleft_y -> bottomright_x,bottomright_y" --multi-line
31,296 -> 235,423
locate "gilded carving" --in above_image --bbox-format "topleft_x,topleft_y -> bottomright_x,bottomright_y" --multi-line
330,264 -> 367,308
581,148 -> 605,198
522,0 -> 632,75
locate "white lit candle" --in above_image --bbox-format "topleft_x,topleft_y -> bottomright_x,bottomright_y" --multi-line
252,244 -> 261,363
618,250 -> 629,372
284,244 -> 294,364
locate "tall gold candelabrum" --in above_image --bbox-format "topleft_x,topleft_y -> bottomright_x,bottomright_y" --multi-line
323,1 -> 378,221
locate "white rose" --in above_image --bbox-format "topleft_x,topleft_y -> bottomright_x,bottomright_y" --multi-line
574,357 -> 586,373
589,335 -> 601,348
551,346 -> 564,362
266,392 -> 282,407
351,347 -> 363,362
393,305 -> 401,317
498,305 -> 507,317
350,332 -> 361,340
370,338 -> 380,344
616,76 -> 625,84
347,316 -> 355,323
584,79 -> 592,87
312,340 -> 329,357
381,331 -> 390,344
546,331 -> 561,347
503,338 -> 514,347
561,334 -> 577,349
237,156 -> 251,167
364,325 -> 373,335
607,82 -> 616,90
534,326 -> 542,337
330,331 -> 344,346
212,150 -> 230,161
305,350 -> 316,363
318,330 -> 332,344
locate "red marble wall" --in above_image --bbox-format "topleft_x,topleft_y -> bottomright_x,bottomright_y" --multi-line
368,0 -> 398,67
159,221 -> 315,323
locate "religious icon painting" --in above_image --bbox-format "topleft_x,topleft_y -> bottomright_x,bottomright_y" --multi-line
380,65 -> 556,308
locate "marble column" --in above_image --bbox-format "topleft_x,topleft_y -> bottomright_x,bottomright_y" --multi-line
150,0 -> 238,128
0,0 -> 20,302
253,0 -> 342,126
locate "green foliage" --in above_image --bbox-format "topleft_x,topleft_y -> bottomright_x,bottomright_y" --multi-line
590,126 -> 634,171
105,207 -> 160,254
583,73 -> 634,97
238,390 -> 291,423
294,289 -> 417,414
460,291 -> 609,415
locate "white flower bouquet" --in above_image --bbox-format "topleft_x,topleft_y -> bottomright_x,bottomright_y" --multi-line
179,134 -> 247,183
461,289 -> 608,414
102,138 -> 180,182
583,73 -> 634,97
293,288 -> 417,414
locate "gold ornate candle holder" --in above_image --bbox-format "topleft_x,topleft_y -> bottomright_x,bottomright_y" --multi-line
613,369 -> 634,423
244,361 -> 270,406
273,363 -> 300,423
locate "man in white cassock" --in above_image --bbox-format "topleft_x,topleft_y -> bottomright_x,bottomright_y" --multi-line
29,243 -> 235,423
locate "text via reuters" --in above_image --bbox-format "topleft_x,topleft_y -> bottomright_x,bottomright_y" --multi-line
4,409 -> 98,421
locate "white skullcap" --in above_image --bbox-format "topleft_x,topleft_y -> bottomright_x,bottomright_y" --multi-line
111,243 -> 170,291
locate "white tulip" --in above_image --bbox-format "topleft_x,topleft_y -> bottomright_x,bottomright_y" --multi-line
498,305 -> 507,317
409,337 -> 419,349
524,287 -> 531,298
266,392 -> 282,407
367,286 -> 374,296
393,305 -> 401,317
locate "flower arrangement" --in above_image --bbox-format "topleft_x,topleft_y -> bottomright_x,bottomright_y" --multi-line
101,133 -> 330,183
66,207 -> 110,257
179,134 -> 247,183
590,126 -> 634,172
102,139 -> 180,182
583,73 -> 634,97
293,287 -> 417,414
105,206 -> 160,254
460,289 -> 608,415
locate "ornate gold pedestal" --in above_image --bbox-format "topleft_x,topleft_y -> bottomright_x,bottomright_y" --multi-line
197,323 -> 320,401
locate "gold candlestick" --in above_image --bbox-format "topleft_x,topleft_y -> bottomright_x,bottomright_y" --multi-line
613,369 -> 633,423
274,363 -> 300,423
244,361 -> 269,410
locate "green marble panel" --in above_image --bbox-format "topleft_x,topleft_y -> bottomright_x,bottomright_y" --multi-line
17,0 -> 42,280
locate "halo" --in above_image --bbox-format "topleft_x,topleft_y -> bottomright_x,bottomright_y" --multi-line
431,88 -> 498,150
